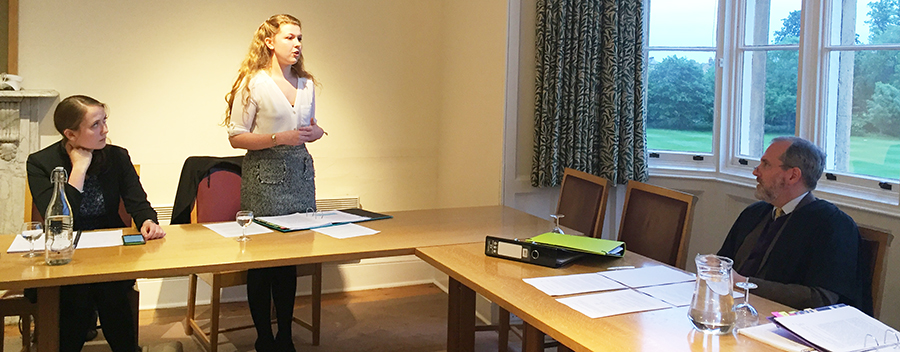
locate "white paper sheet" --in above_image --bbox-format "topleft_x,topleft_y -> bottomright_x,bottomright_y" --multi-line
523,272 -> 627,296
636,281 -> 696,306
599,265 -> 695,288
7,233 -> 45,253
256,213 -> 333,231
75,229 -> 124,249
739,323 -> 817,352
8,229 -> 129,252
636,281 -> 744,307
203,222 -> 272,238
316,210 -> 370,224
557,289 -> 673,319
313,223 -> 379,239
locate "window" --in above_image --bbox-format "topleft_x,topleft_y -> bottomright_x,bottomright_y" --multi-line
645,0 -> 718,155
645,0 -> 899,204
735,0 -> 800,158
822,0 -> 900,181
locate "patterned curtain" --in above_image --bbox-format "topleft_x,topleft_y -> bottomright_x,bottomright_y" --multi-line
531,0 -> 648,187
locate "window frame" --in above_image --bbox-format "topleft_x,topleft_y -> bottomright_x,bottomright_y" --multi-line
645,0 -> 900,211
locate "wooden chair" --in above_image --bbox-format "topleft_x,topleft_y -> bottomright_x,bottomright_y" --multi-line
183,167 -> 322,352
0,290 -> 36,352
10,165 -> 142,351
497,168 -> 610,351
858,225 -> 893,319
617,180 -> 696,269
554,168 -> 610,238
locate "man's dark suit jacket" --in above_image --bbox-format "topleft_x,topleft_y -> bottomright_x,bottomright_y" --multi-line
718,195 -> 872,315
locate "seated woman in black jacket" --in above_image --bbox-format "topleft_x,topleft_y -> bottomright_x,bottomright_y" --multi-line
26,95 -> 166,352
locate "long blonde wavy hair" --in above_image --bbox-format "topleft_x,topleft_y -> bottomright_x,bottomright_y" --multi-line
224,14 -> 315,125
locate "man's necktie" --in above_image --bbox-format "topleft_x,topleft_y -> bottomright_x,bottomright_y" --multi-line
739,208 -> 787,276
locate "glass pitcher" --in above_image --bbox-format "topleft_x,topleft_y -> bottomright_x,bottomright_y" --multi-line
688,254 -> 735,334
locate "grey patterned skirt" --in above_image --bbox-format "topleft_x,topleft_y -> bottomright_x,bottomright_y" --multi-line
241,144 -> 316,217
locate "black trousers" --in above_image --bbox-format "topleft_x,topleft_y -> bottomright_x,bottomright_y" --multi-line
59,280 -> 137,352
247,265 -> 297,351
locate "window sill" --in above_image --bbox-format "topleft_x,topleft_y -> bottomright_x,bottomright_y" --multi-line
649,163 -> 900,219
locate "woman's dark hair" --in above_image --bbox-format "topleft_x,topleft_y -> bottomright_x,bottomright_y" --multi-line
54,95 -> 107,137
54,95 -> 109,174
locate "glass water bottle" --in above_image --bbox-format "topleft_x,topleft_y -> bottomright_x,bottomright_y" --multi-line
44,166 -> 74,265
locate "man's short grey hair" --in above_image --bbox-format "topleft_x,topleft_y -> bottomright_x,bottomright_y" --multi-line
772,136 -> 826,190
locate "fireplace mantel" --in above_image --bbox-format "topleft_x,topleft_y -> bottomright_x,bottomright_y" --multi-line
0,89 -> 59,234
0,89 -> 59,99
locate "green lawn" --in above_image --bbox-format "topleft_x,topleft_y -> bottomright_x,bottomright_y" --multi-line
647,128 -> 900,179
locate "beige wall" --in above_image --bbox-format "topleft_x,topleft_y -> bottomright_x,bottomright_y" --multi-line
437,0 -> 507,207
18,0 -> 506,211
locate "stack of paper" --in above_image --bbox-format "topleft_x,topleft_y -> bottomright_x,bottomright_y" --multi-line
739,324 -> 817,352
771,305 -> 899,352
255,209 -> 391,232
255,213 -> 335,231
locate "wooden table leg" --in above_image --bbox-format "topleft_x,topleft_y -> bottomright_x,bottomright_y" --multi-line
522,322 -> 544,352
447,277 -> 475,352
498,307 -> 510,352
36,286 -> 60,352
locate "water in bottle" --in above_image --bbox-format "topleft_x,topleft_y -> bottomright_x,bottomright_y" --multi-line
45,166 -> 75,265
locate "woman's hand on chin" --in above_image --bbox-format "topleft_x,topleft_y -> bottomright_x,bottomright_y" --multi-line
65,142 -> 93,171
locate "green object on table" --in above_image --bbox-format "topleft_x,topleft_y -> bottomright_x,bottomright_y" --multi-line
527,232 -> 626,257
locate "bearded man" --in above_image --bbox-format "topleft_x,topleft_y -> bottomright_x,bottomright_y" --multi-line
717,136 -> 872,314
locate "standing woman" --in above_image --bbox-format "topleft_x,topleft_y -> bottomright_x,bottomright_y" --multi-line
225,14 -> 324,352
26,95 -> 166,352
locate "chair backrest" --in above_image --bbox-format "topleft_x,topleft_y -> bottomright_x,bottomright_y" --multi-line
554,168 -> 610,238
858,225 -> 893,319
26,165 -> 139,227
192,168 -> 242,223
617,180 -> 696,269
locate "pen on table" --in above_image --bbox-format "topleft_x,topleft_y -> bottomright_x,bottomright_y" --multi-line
74,230 -> 83,248
606,265 -> 635,270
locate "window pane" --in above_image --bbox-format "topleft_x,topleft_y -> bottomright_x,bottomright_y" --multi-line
745,0 -> 801,45
646,51 -> 716,153
649,0 -> 718,47
737,50 -> 798,157
831,0 -> 900,45
825,50 -> 900,179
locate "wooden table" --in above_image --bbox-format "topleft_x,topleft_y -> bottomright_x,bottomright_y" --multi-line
0,206 -> 551,351
416,242 -> 792,352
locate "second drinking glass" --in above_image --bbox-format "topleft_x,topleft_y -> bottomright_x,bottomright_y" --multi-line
236,210 -> 254,242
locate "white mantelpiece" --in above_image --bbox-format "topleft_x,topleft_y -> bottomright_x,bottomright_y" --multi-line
0,89 -> 58,235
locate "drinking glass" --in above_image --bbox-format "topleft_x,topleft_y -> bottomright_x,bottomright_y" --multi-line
236,210 -> 254,242
550,214 -> 565,234
733,280 -> 759,330
21,222 -> 43,258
